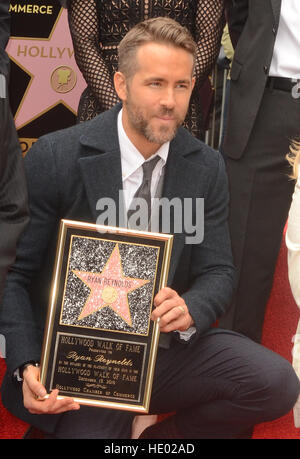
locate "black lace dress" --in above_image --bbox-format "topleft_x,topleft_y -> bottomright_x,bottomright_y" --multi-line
65,0 -> 224,139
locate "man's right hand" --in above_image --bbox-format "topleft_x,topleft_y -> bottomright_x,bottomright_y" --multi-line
22,365 -> 80,415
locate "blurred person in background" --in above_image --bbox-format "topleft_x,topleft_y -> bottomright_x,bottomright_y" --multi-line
0,0 -> 29,301
219,0 -> 300,343
286,143 -> 300,428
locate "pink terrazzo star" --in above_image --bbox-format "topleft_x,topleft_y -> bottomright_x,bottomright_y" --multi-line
73,244 -> 150,327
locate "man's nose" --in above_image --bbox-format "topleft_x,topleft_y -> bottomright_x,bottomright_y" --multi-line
160,87 -> 176,109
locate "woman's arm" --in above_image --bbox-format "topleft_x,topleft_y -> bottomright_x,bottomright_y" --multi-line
194,0 -> 225,87
68,0 -> 118,110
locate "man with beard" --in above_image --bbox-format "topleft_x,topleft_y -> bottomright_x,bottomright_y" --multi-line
0,17 -> 298,439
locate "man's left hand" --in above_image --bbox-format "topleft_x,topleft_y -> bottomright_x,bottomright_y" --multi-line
151,287 -> 194,333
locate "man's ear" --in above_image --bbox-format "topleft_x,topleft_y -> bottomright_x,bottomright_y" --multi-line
114,71 -> 127,101
191,76 -> 196,91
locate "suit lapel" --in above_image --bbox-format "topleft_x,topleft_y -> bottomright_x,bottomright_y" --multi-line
162,132 -> 201,283
270,0 -> 281,29
78,151 -> 124,226
78,105 -> 125,226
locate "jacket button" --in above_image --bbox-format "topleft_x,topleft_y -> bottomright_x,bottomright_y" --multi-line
263,65 -> 269,74
272,26 -> 276,34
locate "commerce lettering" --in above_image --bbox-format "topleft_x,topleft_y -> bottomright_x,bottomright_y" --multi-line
9,4 -> 53,15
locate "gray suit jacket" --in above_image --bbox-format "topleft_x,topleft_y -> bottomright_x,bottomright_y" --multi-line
224,0 -> 282,159
0,104 -> 235,432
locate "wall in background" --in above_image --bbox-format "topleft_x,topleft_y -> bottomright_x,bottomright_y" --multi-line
6,0 -> 86,155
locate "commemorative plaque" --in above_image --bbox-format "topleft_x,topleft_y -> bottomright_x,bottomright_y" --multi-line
40,220 -> 173,413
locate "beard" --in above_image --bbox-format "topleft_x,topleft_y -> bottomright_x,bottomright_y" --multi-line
125,97 -> 185,145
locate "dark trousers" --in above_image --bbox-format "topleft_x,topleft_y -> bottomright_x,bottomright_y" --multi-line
51,329 -> 299,439
219,85 -> 300,342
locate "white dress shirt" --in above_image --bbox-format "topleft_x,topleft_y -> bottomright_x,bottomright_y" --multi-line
269,0 -> 300,78
286,167 -> 300,427
117,109 -> 168,214
117,109 -> 196,342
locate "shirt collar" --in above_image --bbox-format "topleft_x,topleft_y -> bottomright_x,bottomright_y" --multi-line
117,109 -> 169,181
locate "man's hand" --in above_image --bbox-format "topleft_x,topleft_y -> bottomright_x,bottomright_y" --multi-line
151,287 -> 194,333
22,365 -> 80,415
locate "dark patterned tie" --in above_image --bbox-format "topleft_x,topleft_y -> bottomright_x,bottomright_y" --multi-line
127,155 -> 160,230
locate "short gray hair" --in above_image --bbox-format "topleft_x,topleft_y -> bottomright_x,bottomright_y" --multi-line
118,17 -> 196,79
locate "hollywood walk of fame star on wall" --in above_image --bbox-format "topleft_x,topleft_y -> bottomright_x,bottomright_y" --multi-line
6,7 -> 87,130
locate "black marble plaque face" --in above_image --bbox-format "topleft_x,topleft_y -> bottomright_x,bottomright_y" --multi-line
40,220 -> 173,412
51,333 -> 146,403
